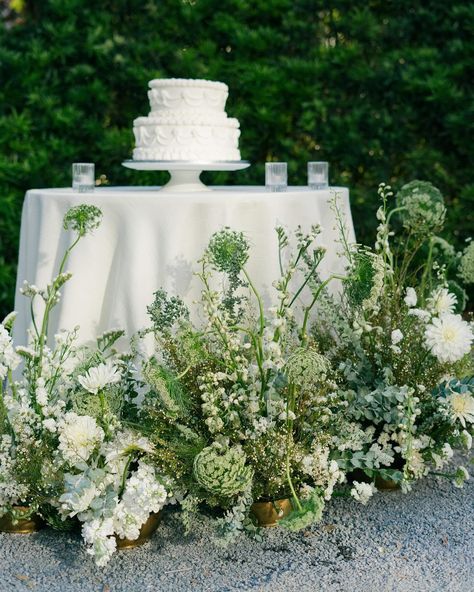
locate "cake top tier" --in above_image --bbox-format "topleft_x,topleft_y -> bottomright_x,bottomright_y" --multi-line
147,78 -> 229,113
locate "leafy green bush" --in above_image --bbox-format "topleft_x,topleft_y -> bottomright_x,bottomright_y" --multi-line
1,0 -> 473,317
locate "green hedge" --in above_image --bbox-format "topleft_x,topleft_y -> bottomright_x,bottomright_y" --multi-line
1,0 -> 473,318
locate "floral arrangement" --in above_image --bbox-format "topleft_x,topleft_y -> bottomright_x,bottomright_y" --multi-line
0,180 -> 472,565
311,181 -> 473,496
138,225 -> 347,540
0,205 -> 171,565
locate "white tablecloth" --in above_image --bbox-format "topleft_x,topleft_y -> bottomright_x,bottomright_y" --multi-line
13,186 -> 355,349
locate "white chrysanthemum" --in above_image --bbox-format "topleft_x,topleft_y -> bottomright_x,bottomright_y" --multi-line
77,361 -> 121,394
58,412 -> 104,465
350,481 -> 376,505
404,287 -> 417,307
447,392 -> 474,428
427,287 -> 457,316
424,314 -> 473,363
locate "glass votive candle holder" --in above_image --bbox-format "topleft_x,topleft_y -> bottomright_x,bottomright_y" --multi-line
72,163 -> 95,193
308,161 -> 329,190
265,162 -> 287,192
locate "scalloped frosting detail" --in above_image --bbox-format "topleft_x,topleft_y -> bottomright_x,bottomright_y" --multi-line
148,78 -> 228,91
134,115 -> 239,128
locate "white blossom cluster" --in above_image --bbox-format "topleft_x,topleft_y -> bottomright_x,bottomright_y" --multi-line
59,433 -> 169,567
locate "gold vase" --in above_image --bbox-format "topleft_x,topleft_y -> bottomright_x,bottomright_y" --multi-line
115,512 -> 162,549
251,498 -> 292,527
375,475 -> 400,491
0,506 -> 43,534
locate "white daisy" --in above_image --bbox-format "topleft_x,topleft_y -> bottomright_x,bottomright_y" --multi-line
78,361 -> 121,394
427,287 -> 457,316
447,391 -> 474,427
424,314 -> 473,363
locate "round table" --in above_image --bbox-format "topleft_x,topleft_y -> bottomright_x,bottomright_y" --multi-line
13,186 -> 355,350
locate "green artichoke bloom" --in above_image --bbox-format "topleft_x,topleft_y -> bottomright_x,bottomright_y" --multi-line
193,444 -> 253,498
395,181 -> 446,234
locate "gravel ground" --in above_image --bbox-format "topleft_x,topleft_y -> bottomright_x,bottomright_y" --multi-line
0,470 -> 473,592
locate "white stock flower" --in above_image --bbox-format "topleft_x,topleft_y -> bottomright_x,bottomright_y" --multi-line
77,361 -> 121,394
82,518 -> 116,567
453,466 -> 470,489
58,412 -> 104,465
0,325 -> 20,380
350,481 -> 376,505
447,391 -> 474,428
424,314 -> 473,363
427,288 -> 457,316
404,287 -> 417,307
461,430 -> 472,450
391,329 -> 403,345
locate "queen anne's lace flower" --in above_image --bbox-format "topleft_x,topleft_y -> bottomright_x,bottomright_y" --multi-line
58,413 -> 105,465
78,361 -> 121,394
424,314 -> 473,363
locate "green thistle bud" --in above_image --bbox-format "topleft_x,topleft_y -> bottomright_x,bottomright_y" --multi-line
193,444 -> 253,498
395,181 -> 446,234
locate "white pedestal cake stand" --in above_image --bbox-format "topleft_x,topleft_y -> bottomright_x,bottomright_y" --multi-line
122,160 -> 251,192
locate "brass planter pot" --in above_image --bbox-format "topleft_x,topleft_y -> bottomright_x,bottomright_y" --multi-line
0,506 -> 43,534
115,512 -> 162,549
375,475 -> 401,491
251,498 -> 292,527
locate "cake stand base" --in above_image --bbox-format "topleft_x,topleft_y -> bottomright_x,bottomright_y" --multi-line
122,160 -> 250,192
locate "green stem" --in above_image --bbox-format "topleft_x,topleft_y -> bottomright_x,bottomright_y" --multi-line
419,237 -> 434,305
119,455 -> 133,497
288,255 -> 324,308
285,385 -> 302,512
300,275 -> 345,344
243,268 -> 265,336
36,234 -> 81,377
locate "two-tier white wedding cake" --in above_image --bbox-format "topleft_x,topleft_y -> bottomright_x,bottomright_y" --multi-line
132,78 -> 241,161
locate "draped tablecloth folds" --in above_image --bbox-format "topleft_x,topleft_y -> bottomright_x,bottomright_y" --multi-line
13,186 -> 355,351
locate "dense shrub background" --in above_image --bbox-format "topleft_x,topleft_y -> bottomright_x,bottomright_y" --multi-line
0,0 -> 473,317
